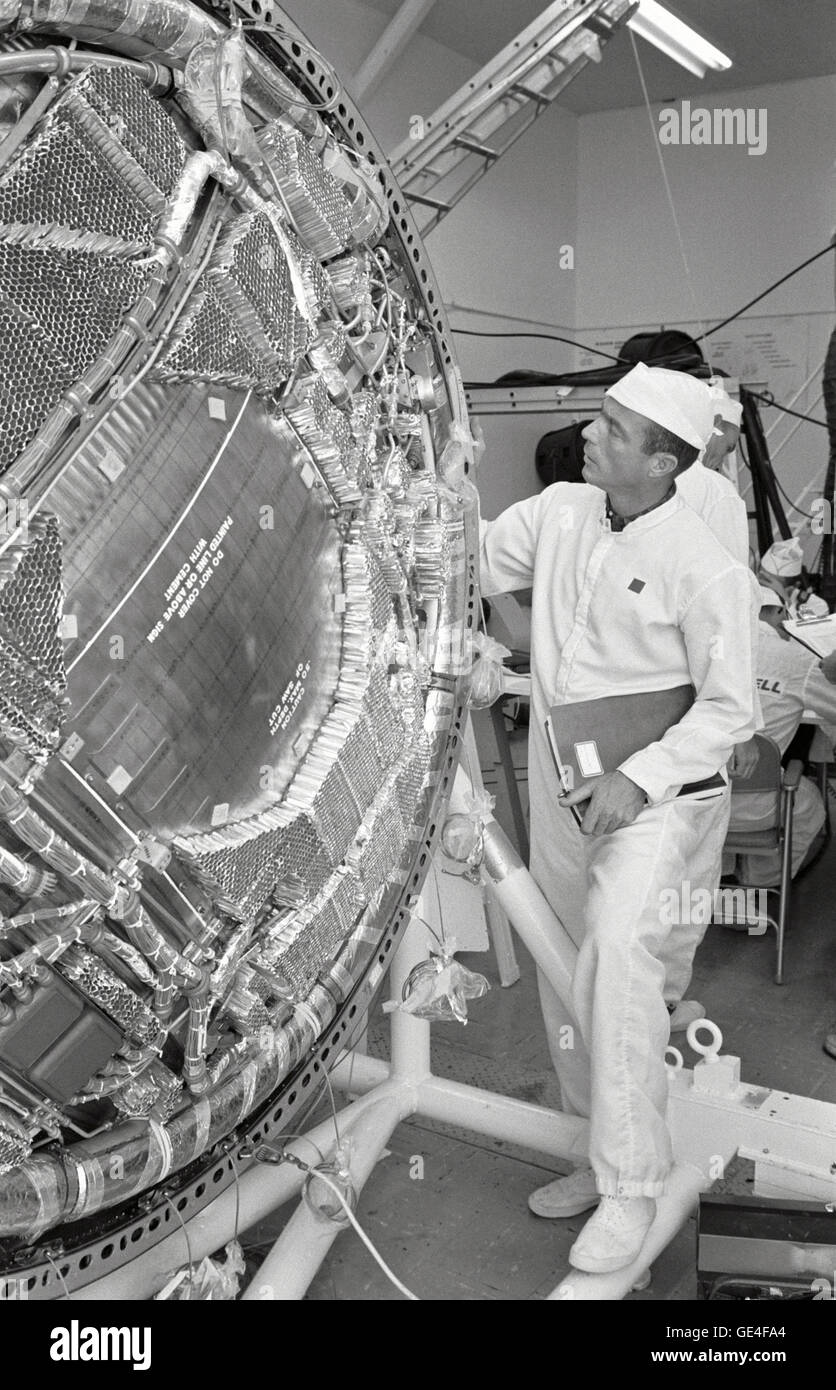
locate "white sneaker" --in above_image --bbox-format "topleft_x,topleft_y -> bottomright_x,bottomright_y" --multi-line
569,1195 -> 655,1274
528,1166 -> 599,1219
667,999 -> 705,1033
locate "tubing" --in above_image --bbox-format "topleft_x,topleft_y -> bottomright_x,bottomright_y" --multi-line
241,1084 -> 414,1300
0,841 -> 55,896
448,772 -> 578,1009
0,978 -> 339,1237
9,0 -> 325,138
62,1092 -> 389,1299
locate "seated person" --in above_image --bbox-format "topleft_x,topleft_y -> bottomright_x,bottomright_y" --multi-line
724,585 -> 836,886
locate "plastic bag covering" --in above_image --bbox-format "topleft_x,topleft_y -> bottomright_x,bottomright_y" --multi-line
438,420 -> 477,489
154,1239 -> 246,1300
303,1140 -> 356,1223
182,27 -> 267,190
438,422 -> 481,531
468,629 -> 512,708
441,789 -> 494,871
382,943 -> 489,1025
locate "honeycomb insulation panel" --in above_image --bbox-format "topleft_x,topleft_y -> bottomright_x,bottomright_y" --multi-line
0,5 -> 471,1283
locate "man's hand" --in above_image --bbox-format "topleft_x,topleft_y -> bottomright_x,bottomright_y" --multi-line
729,738 -> 760,779
702,418 -> 740,472
559,770 -> 646,836
470,416 -> 486,467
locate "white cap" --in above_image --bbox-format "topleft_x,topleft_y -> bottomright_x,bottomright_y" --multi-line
760,537 -> 803,580
606,364 -> 715,452
708,377 -> 743,429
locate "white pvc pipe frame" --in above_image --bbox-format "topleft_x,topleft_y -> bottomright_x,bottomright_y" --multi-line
73,743 -> 836,1302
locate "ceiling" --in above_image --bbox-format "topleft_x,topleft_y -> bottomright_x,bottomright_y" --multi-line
362,0 -> 836,112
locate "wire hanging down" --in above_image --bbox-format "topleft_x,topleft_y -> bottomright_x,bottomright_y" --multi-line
450,327 -> 628,365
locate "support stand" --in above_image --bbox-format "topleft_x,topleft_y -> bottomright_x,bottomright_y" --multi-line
233,778 -> 836,1301
73,748 -> 836,1302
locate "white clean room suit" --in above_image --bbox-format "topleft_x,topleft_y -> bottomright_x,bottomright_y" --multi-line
675,461 -> 750,567
725,621 -> 836,884
663,459 -> 758,1003
480,481 -> 756,1195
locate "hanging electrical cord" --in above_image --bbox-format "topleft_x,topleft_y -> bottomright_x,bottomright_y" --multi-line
239,1006 -> 423,1302
769,472 -> 818,522
695,244 -> 836,346
636,245 -> 836,366
450,326 -> 628,365
629,32 -> 713,376
302,1165 -> 420,1300
320,1058 -> 343,1155
226,1144 -> 242,1247
737,427 -> 818,522
165,1194 -> 195,1273
240,1151 -> 421,1301
747,390 -> 828,429
46,1250 -> 73,1301
406,907 -> 445,952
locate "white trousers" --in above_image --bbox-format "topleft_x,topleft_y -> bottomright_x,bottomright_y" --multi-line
533,789 -> 730,1197
723,778 -> 825,886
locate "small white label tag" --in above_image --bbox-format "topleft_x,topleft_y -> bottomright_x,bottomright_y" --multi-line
95,444 -> 126,482
575,740 -> 604,778
59,732 -> 84,761
107,765 -> 133,794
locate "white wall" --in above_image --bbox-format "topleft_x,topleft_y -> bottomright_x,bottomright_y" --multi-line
277,11 -> 836,537
574,74 -> 836,563
575,74 -> 836,327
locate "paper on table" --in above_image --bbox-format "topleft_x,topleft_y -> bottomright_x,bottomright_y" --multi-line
783,613 -> 836,658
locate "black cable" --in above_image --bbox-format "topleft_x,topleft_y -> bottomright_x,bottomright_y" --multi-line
454,244 -> 836,379
747,390 -> 827,429
738,395 -> 818,521
640,245 -> 836,364
695,244 -> 836,344
770,471 -> 818,521
450,327 -> 629,365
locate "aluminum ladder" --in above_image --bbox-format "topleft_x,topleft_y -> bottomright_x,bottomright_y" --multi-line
389,0 -> 637,236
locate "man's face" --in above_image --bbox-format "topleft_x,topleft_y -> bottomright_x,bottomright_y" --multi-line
581,399 -> 663,492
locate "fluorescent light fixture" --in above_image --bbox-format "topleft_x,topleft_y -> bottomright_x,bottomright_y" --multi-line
627,0 -> 733,78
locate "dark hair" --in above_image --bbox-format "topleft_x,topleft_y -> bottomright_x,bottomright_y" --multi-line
642,421 -> 699,474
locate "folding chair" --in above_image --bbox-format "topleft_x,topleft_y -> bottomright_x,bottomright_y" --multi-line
722,732 -> 804,985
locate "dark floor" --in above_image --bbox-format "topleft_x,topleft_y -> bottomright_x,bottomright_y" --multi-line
240,715 -> 836,1302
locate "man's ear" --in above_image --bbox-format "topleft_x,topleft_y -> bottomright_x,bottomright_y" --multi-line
647,451 -> 678,479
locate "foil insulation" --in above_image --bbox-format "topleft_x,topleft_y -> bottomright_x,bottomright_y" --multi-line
0,0 -> 475,1289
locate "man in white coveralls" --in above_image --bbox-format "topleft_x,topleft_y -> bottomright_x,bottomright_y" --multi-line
478,364 -> 756,1273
